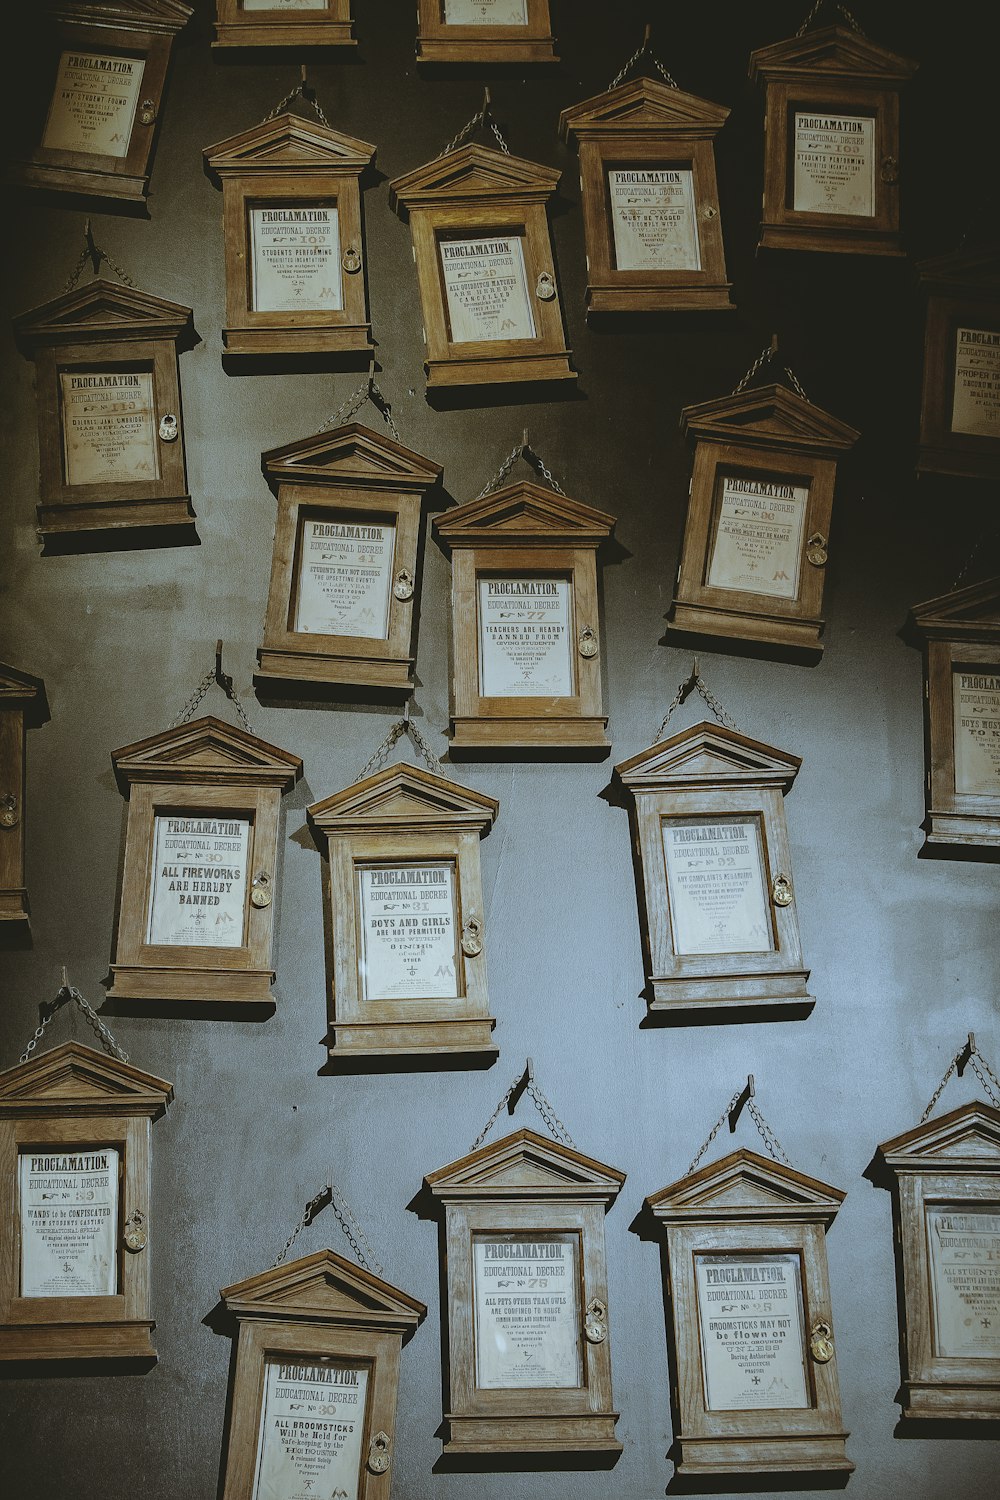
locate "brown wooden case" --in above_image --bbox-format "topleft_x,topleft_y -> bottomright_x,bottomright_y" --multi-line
0,1040 -> 173,1362
308,763 -> 499,1060
256,423 -> 443,693
558,75 -> 734,314
670,383 -> 860,652
876,1101 -> 1000,1420
434,481 -> 614,752
203,114 -> 375,359
14,278 -> 194,541
425,1127 -> 625,1457
107,715 -> 302,1010
8,1 -> 191,204
647,1148 -> 853,1477
219,1249 -> 425,1500
916,248 -> 1000,480
389,144 -> 575,389
749,25 -> 918,257
0,665 -> 48,929
416,0 -> 557,64
213,0 -> 355,49
615,721 -> 813,1019
910,578 -> 1000,856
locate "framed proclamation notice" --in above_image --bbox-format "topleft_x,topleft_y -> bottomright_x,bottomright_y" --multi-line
0,663 -> 48,930
670,383 -> 859,653
917,247 -> 1000,480
648,1148 -> 853,1476
256,423 -> 443,693
615,721 -> 813,1020
559,76 -> 734,314
109,715 -> 302,1010
220,1249 -> 425,1500
749,25 -> 917,257
876,1099 -> 1000,1419
9,2 -> 191,203
0,1040 -> 173,1362
214,0 -> 356,49
425,1127 -> 625,1456
308,762 -> 499,1060
389,143 -> 574,388
416,0 -> 557,64
434,481 -> 615,752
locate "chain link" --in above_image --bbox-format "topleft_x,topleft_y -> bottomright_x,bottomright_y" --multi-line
441,101 -> 510,158
732,344 -> 811,403
63,234 -> 138,294
686,1085 -> 790,1176
608,36 -> 679,91
318,375 -> 402,444
920,1037 -> 1000,1123
354,707 -> 443,783
657,661 -> 737,739
170,655 -> 254,735
470,1064 -> 576,1153
270,1182 -> 385,1279
261,80 -> 331,130
950,522 -> 1000,592
795,0 -> 864,35
474,440 -> 566,501
19,983 -> 129,1067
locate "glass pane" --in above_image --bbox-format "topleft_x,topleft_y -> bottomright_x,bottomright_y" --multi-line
252,1357 -> 369,1500
695,1251 -> 809,1411
927,1205 -> 1000,1358
608,168 -> 701,271
952,667 -> 1000,795
792,112 -> 874,216
662,816 -> 773,956
706,474 -> 808,601
477,576 -> 573,697
146,814 -> 250,948
249,204 -> 342,313
293,514 -> 395,639
444,0 -> 528,22
42,52 -> 144,157
951,327 -> 1000,437
60,369 -> 159,487
473,1232 -> 583,1389
356,861 -> 460,1000
441,235 -> 536,343
19,1148 -> 119,1298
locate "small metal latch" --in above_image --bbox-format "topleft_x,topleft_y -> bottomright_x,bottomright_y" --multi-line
251,872 -> 273,909
460,917 -> 483,958
139,99 -> 156,127
124,1210 -> 147,1252
806,532 -> 829,567
585,1297 -> 608,1344
701,203 -> 719,220
0,793 -> 19,829
880,156 -> 899,185
367,1431 -> 391,1474
772,874 -> 793,907
578,625 -> 599,659
535,271 -> 556,301
393,568 -> 414,602
342,247 -> 362,274
158,414 -> 179,443
810,1320 -> 835,1362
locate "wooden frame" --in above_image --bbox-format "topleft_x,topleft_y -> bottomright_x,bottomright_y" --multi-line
910,578 -> 1000,856
0,664 -> 48,929
876,1100 -> 1000,1420
615,721 -> 813,1019
389,144 -> 575,389
670,384 -> 860,652
647,1148 -> 853,1477
415,0 -> 557,65
434,481 -> 614,752
916,247 -> 1000,480
308,763 -> 499,1060
8,2 -> 191,204
220,1249 -> 425,1500
204,114 -> 375,359
213,0 -> 356,49
14,278 -> 194,541
256,423 -> 443,693
749,25 -> 918,257
425,1127 -> 624,1456
108,715 -> 302,1010
558,76 -> 734,314
0,1040 -> 173,1362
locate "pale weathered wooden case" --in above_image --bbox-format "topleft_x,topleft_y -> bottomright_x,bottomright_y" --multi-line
8,1 -> 191,203
389,144 -> 575,389
204,114 -> 375,358
910,578 -> 1000,856
0,664 -> 48,928
916,247 -> 1000,480
876,1101 -> 1000,1420
558,75 -> 734,314
108,715 -> 302,1009
308,763 -> 499,1059
749,25 -> 918,257
416,0 -> 557,64
615,721 -> 813,1018
426,1128 -> 625,1456
434,481 -> 614,752
0,1040 -> 173,1361
670,383 -> 860,651
14,278 -> 193,540
256,423 -> 443,692
648,1148 -> 853,1477
219,1249 -> 425,1500
213,0 -> 355,49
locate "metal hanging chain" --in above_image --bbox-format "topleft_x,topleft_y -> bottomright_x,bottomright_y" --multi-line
354,702 -> 443,783
318,369 -> 402,444
272,1181 -> 385,1279
686,1081 -> 791,1177
440,86 -> 510,157
950,521 -> 1000,592
474,433 -> 566,501
470,1060 -> 576,1153
63,219 -> 138,294
19,977 -> 129,1067
795,0 -> 864,36
170,642 -> 254,735
607,24 -> 679,91
657,658 -> 737,739
260,66 -> 331,129
732,338 -> 811,403
920,1034 -> 1000,1123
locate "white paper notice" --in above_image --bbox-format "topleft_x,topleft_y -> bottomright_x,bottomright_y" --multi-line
60,370 -> 159,487
695,1253 -> 809,1411
706,476 -> 808,600
473,1234 -> 582,1390
444,0 -> 529,23
243,1 -> 327,9
294,518 -> 394,639
609,169 -> 701,272
146,815 -> 250,948
250,206 -> 342,314
662,817 -> 772,956
953,670 -> 1000,795
251,1360 -> 368,1500
42,51 -> 144,158
357,862 -> 459,1000
793,113 -> 875,216
927,1207 -> 1000,1359
478,577 -> 573,697
951,327 -> 1000,437
441,236 -> 536,343
19,1149 -> 118,1299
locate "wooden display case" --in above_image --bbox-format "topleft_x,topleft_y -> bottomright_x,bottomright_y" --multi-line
416,0 -> 557,64
213,0 -> 355,49
916,247 -> 1000,480
0,665 -> 48,930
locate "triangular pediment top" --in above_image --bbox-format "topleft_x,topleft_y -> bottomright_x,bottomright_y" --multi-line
560,76 -> 730,140
681,383 -> 860,452
204,114 -> 376,175
434,480 -> 615,546
910,577 -> 1000,638
426,1127 -> 625,1203
14,278 -> 192,346
648,1148 -> 845,1220
749,25 -> 918,84
0,1041 -> 173,1118
389,143 -> 561,208
878,1101 -> 1000,1168
917,246 -> 1000,296
616,721 -> 801,793
52,0 -> 193,35
112,715 -> 302,791
0,662 -> 48,718
263,423 -> 442,492
222,1249 -> 425,1327
309,762 -> 498,834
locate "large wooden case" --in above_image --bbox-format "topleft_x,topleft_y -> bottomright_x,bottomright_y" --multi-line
916,248 -> 1000,481
0,665 -> 48,930
213,0 -> 355,49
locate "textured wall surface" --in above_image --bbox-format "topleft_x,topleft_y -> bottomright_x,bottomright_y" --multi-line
1,2 -> 998,1497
